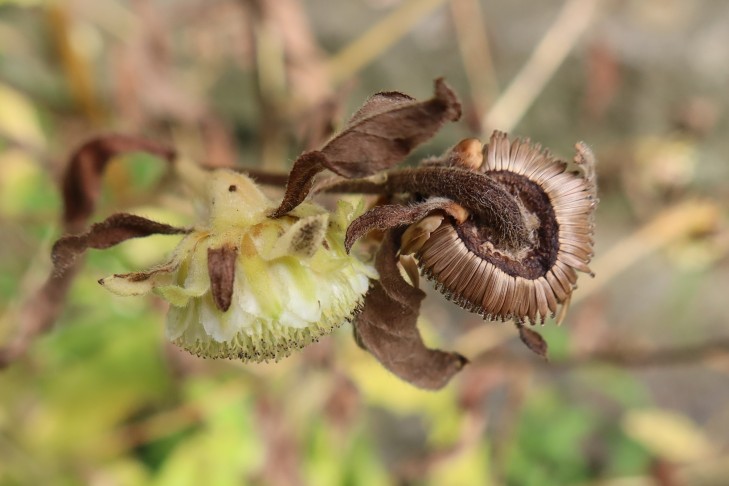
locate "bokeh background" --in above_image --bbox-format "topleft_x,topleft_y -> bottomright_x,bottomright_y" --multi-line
1,0 -> 729,484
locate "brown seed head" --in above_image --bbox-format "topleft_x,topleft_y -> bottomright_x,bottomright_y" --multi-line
415,131 -> 597,324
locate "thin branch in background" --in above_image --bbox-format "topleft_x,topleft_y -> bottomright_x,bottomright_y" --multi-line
262,0 -> 342,150
482,0 -> 601,134
0,129 -> 55,170
254,397 -> 304,486
228,166 -> 290,187
251,12 -> 288,171
394,365 -> 504,481
574,199 -> 719,305
326,0 -> 447,84
449,0 -> 499,122
473,337 -> 729,370
0,266 -> 79,368
247,0 -> 336,170
263,0 -> 332,111
45,3 -> 106,125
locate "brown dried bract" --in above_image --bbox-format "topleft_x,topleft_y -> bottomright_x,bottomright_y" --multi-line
353,231 -> 467,390
321,79 -> 461,178
207,244 -> 238,312
516,323 -> 549,359
270,151 -> 329,218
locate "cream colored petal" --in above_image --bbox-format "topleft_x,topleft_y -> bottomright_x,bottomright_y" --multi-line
262,213 -> 329,260
207,170 -> 272,227
273,259 -> 320,325
166,298 -> 201,342
99,261 -> 177,296
156,241 -> 211,306
200,293 -> 247,342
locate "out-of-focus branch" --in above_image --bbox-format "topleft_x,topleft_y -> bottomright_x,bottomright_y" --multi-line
473,337 -> 729,370
327,0 -> 447,83
575,199 -> 719,305
234,167 -> 290,187
482,0 -> 601,133
395,408 -> 487,481
449,0 -> 498,121
0,267 -> 79,368
46,3 -> 106,124
0,129 -> 54,169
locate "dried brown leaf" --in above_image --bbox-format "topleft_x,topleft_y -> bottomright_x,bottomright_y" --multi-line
377,229 -> 424,309
517,323 -> 549,359
323,79 -> 461,178
52,213 -> 189,274
270,151 -> 328,218
62,135 -> 176,231
272,79 -> 462,217
1,136 -> 179,368
346,91 -> 416,126
345,197 -> 462,253
353,231 -> 467,389
207,244 -> 238,312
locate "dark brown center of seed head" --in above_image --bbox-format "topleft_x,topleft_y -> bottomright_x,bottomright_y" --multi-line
456,171 -> 558,280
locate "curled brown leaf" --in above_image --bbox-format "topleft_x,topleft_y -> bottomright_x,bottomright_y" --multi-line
321,79 -> 460,178
344,197 -> 464,253
62,135 -> 176,231
312,166 -> 530,248
385,167 -> 530,247
272,78 -> 462,217
270,151 -> 328,219
52,213 -> 189,275
353,231 -> 467,390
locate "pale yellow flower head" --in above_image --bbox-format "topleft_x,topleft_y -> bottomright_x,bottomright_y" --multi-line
100,169 -> 376,362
